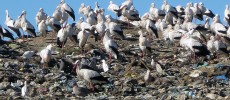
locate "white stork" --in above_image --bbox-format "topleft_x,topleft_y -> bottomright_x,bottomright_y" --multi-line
139,30 -> 151,57
20,10 -> 37,37
224,4 -> 230,26
103,29 -> 119,60
59,0 -> 75,21
40,44 -> 53,67
107,18 -> 125,40
5,10 -> 21,37
35,8 -> 48,25
38,20 -> 48,37
77,28 -> 90,52
73,60 -> 109,91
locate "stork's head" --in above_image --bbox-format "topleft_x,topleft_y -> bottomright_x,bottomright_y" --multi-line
109,1 -> 113,4
39,8 -> 44,12
5,9 -> 8,14
80,3 -> 85,7
151,3 -> 155,8
226,4 -> 229,9
60,0 -> 65,4
199,2 -> 203,6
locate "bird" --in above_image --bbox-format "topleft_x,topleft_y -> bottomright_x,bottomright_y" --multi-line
77,28 -> 90,52
103,29 -> 119,60
5,10 -> 21,38
40,44 -> 53,67
21,81 -> 27,97
121,0 -> 133,10
59,7 -> 69,25
214,38 -> 229,58
102,59 -> 109,72
19,10 -> 37,37
57,26 -> 69,48
21,51 -> 35,60
121,5 -> 141,21
224,4 -> 230,26
90,20 -> 106,41
79,3 -> 86,15
144,69 -> 154,83
149,3 -> 165,21
86,11 -> 97,26
59,0 -> 75,21
145,18 -> 158,39
94,2 -> 101,14
107,18 -> 125,40
108,1 -> 121,17
73,60 -> 109,91
52,6 -> 62,22
35,8 -> 48,25
46,16 -> 61,32
192,3 -> 203,21
138,30 -> 151,57
38,20 -> 48,37
180,30 -> 210,59
0,25 -> 15,40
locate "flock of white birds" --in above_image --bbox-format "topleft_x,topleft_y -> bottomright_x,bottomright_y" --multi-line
1,0 -> 230,97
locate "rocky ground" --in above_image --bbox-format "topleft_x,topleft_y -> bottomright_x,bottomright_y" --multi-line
0,28 -> 230,100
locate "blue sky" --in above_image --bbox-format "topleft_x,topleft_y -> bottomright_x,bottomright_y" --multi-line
0,0 -> 229,35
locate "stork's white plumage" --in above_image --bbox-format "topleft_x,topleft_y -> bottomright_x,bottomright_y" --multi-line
40,44 -> 53,67
5,10 -> 21,37
20,10 -> 37,37
86,11 -> 97,26
59,0 -> 75,21
94,2 -> 100,14
149,3 -> 165,20
14,16 -> 22,29
103,29 -> 119,59
121,5 -> 140,21
192,3 -> 203,21
57,26 -> 69,48
21,81 -> 27,97
52,6 -> 62,22
102,59 -> 109,72
207,36 -> 215,54
97,9 -> 106,23
138,30 -> 151,57
35,8 -> 48,25
121,0 -> 133,9
214,23 -> 227,37
79,3 -> 85,14
107,19 -> 125,40
108,1 -> 120,16
77,28 -> 90,50
224,4 -> 230,25
184,3 -> 194,22
60,7 -> 69,24
38,20 -> 48,37
46,16 -> 61,32
79,17 -> 91,30
74,60 -> 109,90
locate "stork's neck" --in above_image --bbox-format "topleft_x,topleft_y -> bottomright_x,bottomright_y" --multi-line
5,11 -> 10,21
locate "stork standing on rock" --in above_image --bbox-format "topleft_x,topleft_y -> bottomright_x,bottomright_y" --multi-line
73,60 -> 109,91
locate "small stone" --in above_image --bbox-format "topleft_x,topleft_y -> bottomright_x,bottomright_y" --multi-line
0,82 -> 10,90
